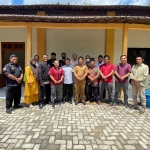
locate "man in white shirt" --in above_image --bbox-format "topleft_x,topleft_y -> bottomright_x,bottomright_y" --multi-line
34,55 -> 40,67
62,58 -> 73,104
70,53 -> 78,67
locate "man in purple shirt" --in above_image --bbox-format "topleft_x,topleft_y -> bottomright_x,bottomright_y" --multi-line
114,55 -> 131,108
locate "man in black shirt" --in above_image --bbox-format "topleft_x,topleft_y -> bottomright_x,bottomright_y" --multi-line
47,52 -> 56,68
59,53 -> 66,67
38,54 -> 51,109
3,54 -> 23,114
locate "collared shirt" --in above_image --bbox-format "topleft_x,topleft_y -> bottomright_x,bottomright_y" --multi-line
88,66 -> 100,86
62,65 -> 73,84
130,63 -> 149,86
3,62 -> 23,86
72,65 -> 89,83
49,67 -> 64,85
70,60 -> 78,68
100,63 -> 115,83
115,63 -> 131,83
96,61 -> 104,68
35,61 -> 39,67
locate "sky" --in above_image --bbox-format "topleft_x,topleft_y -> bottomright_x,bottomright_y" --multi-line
0,0 -> 149,5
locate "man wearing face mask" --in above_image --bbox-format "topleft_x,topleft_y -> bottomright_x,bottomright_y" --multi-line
59,53 -> 66,67
85,55 -> 91,68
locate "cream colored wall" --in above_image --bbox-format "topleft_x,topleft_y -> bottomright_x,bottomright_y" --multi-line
0,28 -> 37,73
46,29 -> 105,62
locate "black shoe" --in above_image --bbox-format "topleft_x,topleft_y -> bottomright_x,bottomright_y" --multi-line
45,102 -> 51,105
125,103 -> 129,108
82,102 -> 86,105
75,102 -> 78,105
52,103 -> 55,109
62,101 -> 65,104
13,105 -> 23,109
6,109 -> 12,114
39,103 -> 43,109
68,101 -> 72,104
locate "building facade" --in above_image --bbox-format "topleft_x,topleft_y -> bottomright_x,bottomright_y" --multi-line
0,5 -> 150,88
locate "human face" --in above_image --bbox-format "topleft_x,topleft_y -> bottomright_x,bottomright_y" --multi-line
72,53 -> 77,60
54,61 -> 59,68
104,57 -> 109,64
65,59 -> 70,66
10,57 -> 18,64
120,56 -> 127,64
62,54 -> 66,59
51,55 -> 56,60
90,61 -> 95,67
98,57 -> 103,63
43,55 -> 48,62
32,60 -> 36,65
34,56 -> 39,61
136,57 -> 143,65
78,58 -> 83,65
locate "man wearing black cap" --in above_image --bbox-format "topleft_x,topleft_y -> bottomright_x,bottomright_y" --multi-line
3,54 -> 23,114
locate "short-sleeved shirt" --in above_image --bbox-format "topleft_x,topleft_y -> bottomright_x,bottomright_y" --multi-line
96,62 -> 104,68
88,66 -> 100,86
47,59 -> 56,68
72,65 -> 89,83
100,63 -> 115,83
49,67 -> 64,85
115,63 -> 131,83
3,62 -> 23,86
62,65 -> 73,84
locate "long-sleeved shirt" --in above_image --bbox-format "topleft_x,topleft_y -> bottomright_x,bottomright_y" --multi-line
130,63 -> 149,86
38,62 -> 50,84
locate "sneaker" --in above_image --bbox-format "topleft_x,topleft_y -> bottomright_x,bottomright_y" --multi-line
62,101 -> 65,104
139,108 -> 145,114
97,100 -> 101,105
82,102 -> 86,105
52,103 -> 55,109
68,101 -> 72,104
6,109 -> 12,114
39,103 -> 43,109
125,103 -> 129,108
29,104 -> 33,108
109,102 -> 113,106
75,102 -> 78,105
58,102 -> 61,106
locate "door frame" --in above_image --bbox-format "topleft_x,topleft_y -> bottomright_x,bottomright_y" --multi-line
1,42 -> 25,87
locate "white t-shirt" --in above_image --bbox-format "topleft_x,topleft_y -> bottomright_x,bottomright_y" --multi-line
70,60 -> 78,68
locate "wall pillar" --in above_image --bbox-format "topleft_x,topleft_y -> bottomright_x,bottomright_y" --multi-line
37,11 -> 46,61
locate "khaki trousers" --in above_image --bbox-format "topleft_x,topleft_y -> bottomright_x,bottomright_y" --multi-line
132,84 -> 146,109
74,82 -> 86,102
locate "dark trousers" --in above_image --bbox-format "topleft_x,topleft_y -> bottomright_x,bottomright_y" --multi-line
6,86 -> 21,109
98,78 -> 106,98
63,84 -> 73,102
39,83 -> 50,104
87,84 -> 99,102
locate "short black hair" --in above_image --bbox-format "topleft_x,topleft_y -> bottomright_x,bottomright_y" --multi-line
78,56 -> 84,60
62,53 -> 66,55
42,54 -> 48,57
34,55 -> 39,58
65,58 -> 70,61
120,55 -> 127,59
85,55 -> 90,58
104,55 -> 110,59
10,54 -> 17,59
90,58 -> 95,62
136,54 -> 144,59
72,53 -> 77,56
51,52 -> 56,56
98,55 -> 103,58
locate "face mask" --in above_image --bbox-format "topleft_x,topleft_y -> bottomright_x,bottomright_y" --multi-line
62,56 -> 66,59
86,59 -> 90,62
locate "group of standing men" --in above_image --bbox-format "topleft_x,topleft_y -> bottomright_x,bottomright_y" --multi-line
3,52 -> 149,114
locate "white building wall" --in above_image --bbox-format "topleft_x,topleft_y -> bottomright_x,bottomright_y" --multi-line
46,29 -> 105,61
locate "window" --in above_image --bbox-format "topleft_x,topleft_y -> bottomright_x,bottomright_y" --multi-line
127,48 -> 150,73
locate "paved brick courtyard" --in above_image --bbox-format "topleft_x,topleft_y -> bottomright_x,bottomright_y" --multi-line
0,99 -> 150,150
